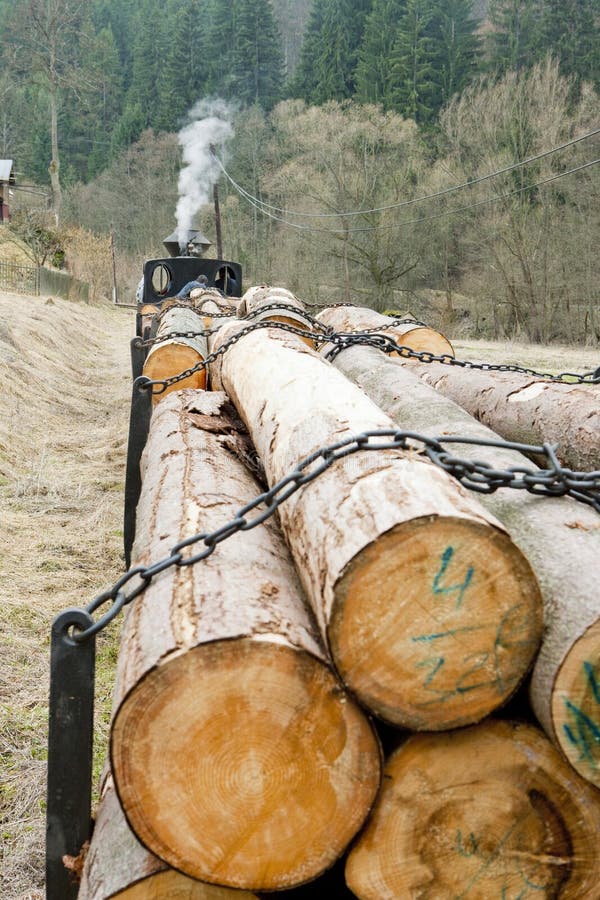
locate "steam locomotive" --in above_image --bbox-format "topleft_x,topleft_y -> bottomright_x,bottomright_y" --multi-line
135,228 -> 242,339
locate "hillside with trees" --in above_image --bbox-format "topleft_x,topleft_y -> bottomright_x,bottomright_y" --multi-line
0,0 -> 598,342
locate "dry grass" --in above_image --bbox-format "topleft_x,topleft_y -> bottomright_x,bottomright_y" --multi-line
0,289 -> 596,897
452,337 -> 600,374
0,289 -> 134,899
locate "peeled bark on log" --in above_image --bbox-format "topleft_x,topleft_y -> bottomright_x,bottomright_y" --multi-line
142,307 -> 208,403
330,344 -> 600,788
237,285 -> 315,346
214,324 -> 543,730
316,304 -> 455,357
346,720 -> 600,900
191,289 -> 240,328
110,390 -> 381,892
238,285 -> 304,317
402,359 -> 600,472
79,776 -> 259,900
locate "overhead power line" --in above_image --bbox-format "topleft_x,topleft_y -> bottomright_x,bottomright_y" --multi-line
218,156 -> 600,235
212,127 -> 600,223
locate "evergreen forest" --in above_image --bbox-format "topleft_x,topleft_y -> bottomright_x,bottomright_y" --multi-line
1,0 -> 599,341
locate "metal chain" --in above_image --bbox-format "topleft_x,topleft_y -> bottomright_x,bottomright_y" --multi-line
70,429 -> 599,643
242,302 -> 331,333
324,332 -> 600,384
305,301 -> 427,323
152,300 -> 236,322
141,313 -> 598,386
141,328 -> 219,348
143,319 -> 329,394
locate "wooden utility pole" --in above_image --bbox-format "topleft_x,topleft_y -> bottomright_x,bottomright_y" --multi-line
213,184 -> 223,259
109,226 -> 118,305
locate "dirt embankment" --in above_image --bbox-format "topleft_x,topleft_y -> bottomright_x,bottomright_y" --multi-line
0,290 -> 134,899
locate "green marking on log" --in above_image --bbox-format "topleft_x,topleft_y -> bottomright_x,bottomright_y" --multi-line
432,546 -> 474,609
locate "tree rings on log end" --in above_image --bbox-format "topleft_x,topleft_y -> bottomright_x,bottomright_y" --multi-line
111,639 -> 380,891
143,344 -> 207,403
114,870 -> 258,899
346,721 -> 600,900
329,516 -> 543,729
551,619 -> 600,789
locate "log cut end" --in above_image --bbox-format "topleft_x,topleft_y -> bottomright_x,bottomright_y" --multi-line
551,619 -> 600,789
387,324 -> 454,358
143,343 -> 207,402
315,306 -> 455,358
346,721 -> 600,900
111,639 -> 380,891
114,871 -> 257,899
329,516 -> 543,729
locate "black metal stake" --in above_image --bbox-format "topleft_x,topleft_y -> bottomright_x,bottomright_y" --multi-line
46,609 -> 96,900
123,377 -> 152,567
130,336 -> 146,380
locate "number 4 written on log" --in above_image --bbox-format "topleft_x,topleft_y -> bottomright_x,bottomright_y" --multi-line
432,546 -> 474,609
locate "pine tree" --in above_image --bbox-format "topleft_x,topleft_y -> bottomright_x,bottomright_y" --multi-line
156,0 -> 210,131
431,0 -> 481,108
229,0 -> 285,109
354,0 -> 406,106
290,0 -> 372,104
125,0 -> 166,129
388,0 -> 437,122
205,0 -> 236,97
287,0 -> 326,100
82,24 -> 124,176
486,0 -> 543,74
538,0 -> 599,90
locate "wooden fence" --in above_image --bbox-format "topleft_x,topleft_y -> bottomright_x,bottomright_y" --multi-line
0,259 -> 40,295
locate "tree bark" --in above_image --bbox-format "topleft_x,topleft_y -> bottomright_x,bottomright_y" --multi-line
79,775 -> 259,900
191,288 -> 239,313
316,304 -> 455,357
237,285 -> 315,345
110,390 -> 380,892
213,324 -> 543,730
346,720 -> 600,900
400,359 -> 600,472
331,344 -> 600,789
142,307 -> 208,403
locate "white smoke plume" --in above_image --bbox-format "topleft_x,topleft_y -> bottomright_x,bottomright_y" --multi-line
175,98 -> 235,250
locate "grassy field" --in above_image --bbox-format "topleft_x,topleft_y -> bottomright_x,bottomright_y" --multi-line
0,290 -> 134,899
0,291 -> 597,898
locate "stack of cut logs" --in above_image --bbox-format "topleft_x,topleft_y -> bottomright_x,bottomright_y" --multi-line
79,286 -> 600,899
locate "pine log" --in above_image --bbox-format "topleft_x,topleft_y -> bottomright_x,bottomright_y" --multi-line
237,285 -> 315,346
142,307 -> 208,403
212,323 -> 543,730
316,304 -> 455,357
110,390 -> 381,892
79,775 -> 259,900
330,343 -> 600,788
401,359 -> 600,472
346,720 -> 600,900
191,289 -> 239,328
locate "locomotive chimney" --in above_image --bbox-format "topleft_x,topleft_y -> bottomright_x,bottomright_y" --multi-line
163,229 -> 212,258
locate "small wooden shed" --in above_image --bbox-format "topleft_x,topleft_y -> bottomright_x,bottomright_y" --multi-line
0,160 -> 15,223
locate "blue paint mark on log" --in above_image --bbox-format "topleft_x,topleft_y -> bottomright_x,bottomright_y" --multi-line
432,546 -> 474,609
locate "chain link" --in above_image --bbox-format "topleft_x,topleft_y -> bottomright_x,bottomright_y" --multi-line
143,319 -> 329,394
324,332 -> 600,384
71,429 -> 599,642
242,302 -> 331,333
